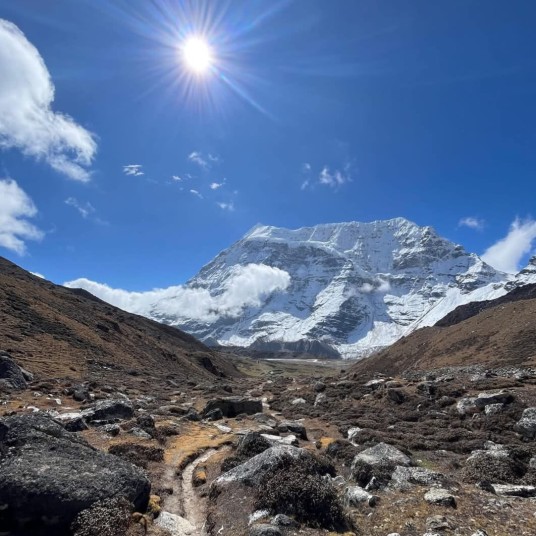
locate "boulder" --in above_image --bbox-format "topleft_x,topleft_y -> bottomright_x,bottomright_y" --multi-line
474,391 -> 514,409
0,414 -> 150,532
202,397 -> 262,418
214,445 -> 328,489
277,421 -> 307,440
205,408 -> 224,421
313,381 -> 326,392
314,393 -> 327,406
484,403 -> 504,415
390,466 -> 446,490
0,353 -> 27,390
83,399 -> 134,423
514,407 -> 536,439
491,484 -> 536,497
456,397 -> 479,416
352,442 -> 411,468
344,485 -> 377,507
424,488 -> 457,508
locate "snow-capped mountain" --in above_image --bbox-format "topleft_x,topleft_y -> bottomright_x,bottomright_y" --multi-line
65,218 -> 536,359
150,218 -> 533,358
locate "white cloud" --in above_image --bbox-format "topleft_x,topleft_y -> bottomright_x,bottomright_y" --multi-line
31,271 -> 45,279
217,201 -> 234,212
123,164 -> 144,176
302,162 -> 311,173
210,180 -> 225,190
318,165 -> 351,189
65,197 -> 95,219
0,19 -> 96,181
171,175 -> 183,182
188,151 -> 219,169
482,218 -> 536,273
356,277 -> 391,294
0,178 -> 44,254
65,263 -> 291,322
459,216 -> 485,230
190,189 -> 203,199
300,179 -> 310,191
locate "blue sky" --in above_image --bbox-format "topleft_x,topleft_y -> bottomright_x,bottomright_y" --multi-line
1,0 -> 536,289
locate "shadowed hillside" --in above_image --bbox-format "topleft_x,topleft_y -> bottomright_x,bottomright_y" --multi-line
0,256 -> 239,386
351,284 -> 536,377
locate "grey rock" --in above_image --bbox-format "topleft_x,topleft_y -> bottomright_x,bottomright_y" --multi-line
249,524 -> 282,536
205,408 -> 224,421
129,427 -> 151,439
390,466 -> 446,490
474,390 -> 514,409
456,397 -> 479,416
484,403 -> 504,415
424,488 -> 457,508
314,393 -> 327,406
63,415 -> 89,432
73,387 -> 90,402
83,399 -> 134,423
261,433 -> 299,447
277,421 -> 307,440
313,381 -> 326,392
514,407 -> 536,439
272,513 -> 299,527
0,413 -> 150,532
291,397 -> 306,405
0,353 -> 27,390
345,485 -> 377,507
214,445 -> 327,489
102,423 -> 121,437
154,511 -> 196,535
491,484 -> 536,497
426,515 -> 451,531
352,442 -> 411,467
386,388 -> 405,404
471,531 -> 489,536
203,397 -> 262,418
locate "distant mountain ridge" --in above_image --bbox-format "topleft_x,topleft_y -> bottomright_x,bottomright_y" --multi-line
151,218 -> 536,358
64,218 -> 536,359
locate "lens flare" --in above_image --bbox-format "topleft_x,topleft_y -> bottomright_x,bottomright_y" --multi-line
181,36 -> 213,74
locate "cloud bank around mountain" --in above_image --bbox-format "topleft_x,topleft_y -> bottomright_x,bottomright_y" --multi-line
0,19 -> 96,181
64,263 -> 291,322
482,218 -> 536,273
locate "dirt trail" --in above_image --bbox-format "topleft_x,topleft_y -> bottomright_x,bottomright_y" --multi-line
159,445 -> 230,536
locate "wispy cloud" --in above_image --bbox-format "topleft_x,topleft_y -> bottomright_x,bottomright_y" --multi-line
459,216 -> 485,230
188,151 -> 219,169
65,263 -> 291,323
65,197 -> 107,225
65,197 -> 95,218
217,201 -> 234,212
210,180 -> 226,190
190,189 -> 203,199
123,164 -> 144,177
0,178 -> 44,254
0,20 -> 96,181
318,165 -> 351,189
482,218 -> 536,273
302,162 -> 311,173
171,175 -> 183,182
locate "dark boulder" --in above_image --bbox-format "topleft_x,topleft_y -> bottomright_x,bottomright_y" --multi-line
202,397 -> 263,418
0,352 -> 28,390
83,399 -> 134,423
0,413 -> 150,533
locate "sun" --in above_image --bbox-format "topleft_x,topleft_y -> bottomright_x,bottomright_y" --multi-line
181,36 -> 214,75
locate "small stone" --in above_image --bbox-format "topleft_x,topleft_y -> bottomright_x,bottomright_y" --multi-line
345,485 -> 378,507
291,398 -> 306,405
272,514 -> 299,527
249,523 -> 282,536
426,515 -> 451,531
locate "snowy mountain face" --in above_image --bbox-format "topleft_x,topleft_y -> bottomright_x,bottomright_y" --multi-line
66,218 -> 536,359
148,218 -> 533,359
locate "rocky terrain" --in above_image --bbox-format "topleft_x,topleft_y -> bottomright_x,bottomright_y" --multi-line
2,257 -> 536,536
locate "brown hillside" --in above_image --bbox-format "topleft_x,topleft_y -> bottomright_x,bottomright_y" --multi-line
0,256 -> 239,386
351,292 -> 536,376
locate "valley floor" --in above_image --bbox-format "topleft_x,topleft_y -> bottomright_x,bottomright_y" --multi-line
2,355 -> 536,536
